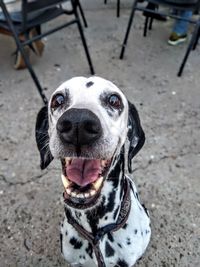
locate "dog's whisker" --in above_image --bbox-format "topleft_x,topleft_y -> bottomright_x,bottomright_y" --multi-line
40,140 -> 50,151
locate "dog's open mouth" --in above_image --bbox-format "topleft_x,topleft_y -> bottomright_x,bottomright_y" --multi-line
61,157 -> 111,208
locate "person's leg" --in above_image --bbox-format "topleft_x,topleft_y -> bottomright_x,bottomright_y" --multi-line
168,10 -> 193,45
173,10 -> 193,35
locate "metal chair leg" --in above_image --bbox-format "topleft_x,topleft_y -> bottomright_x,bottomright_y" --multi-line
192,24 -> 200,50
178,23 -> 200,77
0,0 -> 47,104
143,16 -> 149,37
72,3 -> 94,75
149,17 -> 153,30
117,0 -> 120,18
77,0 -> 88,28
120,0 -> 138,59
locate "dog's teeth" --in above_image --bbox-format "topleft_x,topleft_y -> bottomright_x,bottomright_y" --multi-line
61,174 -> 71,189
66,188 -> 72,195
93,177 -> 103,190
65,157 -> 71,165
89,190 -> 96,196
101,160 -> 107,167
84,193 -> 90,198
71,191 -> 77,197
77,193 -> 84,199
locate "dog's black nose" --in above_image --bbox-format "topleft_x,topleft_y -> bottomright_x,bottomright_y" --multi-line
57,108 -> 102,146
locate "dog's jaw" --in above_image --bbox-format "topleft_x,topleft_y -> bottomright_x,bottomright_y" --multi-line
63,152 -> 125,233
60,141 -> 123,210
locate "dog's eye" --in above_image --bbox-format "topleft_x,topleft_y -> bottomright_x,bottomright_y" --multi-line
108,94 -> 122,109
51,94 -> 65,110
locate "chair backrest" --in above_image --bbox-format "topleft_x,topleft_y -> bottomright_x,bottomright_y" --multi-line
21,0 -> 69,31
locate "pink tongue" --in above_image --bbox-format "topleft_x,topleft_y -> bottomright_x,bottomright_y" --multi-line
66,159 -> 101,187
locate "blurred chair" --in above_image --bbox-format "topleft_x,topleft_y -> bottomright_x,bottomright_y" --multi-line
104,0 -> 121,17
0,0 -> 94,104
120,0 -> 200,76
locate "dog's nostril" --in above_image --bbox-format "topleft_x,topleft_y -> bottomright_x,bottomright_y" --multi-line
83,121 -> 100,135
57,108 -> 102,146
57,120 -> 73,133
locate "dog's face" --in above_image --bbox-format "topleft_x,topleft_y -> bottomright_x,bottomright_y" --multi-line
36,77 -> 145,209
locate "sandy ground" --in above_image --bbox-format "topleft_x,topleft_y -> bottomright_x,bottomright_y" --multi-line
0,1 -> 200,266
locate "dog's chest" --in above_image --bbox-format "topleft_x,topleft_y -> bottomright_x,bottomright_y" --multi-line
60,183 -> 151,267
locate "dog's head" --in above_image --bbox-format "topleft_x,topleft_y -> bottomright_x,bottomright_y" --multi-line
35,77 -> 145,209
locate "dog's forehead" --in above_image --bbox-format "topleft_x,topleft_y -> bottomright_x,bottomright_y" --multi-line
53,76 -> 126,102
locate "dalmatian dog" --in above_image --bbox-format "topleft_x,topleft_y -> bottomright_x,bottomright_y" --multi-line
35,76 -> 151,267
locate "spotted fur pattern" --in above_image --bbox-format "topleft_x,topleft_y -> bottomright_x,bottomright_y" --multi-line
35,76 -> 151,267
61,153 -> 151,267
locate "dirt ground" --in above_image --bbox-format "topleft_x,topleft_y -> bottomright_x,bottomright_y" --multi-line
0,1 -> 200,266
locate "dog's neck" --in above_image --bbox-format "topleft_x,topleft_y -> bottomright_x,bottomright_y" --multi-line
64,151 -> 126,235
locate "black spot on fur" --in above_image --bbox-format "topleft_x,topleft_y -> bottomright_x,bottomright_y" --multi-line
135,192 -> 139,200
141,231 -> 143,236
126,238 -> 131,245
105,241 -> 115,257
105,216 -> 108,220
69,237 -> 83,249
142,204 -> 149,217
112,178 -> 119,188
117,259 -> 128,267
107,233 -> 114,242
60,233 -> 63,254
122,223 -> 128,229
86,81 -> 94,88
106,190 -> 116,212
146,229 -> 150,234
118,243 -> 122,248
137,256 -> 143,262
134,229 -> 138,234
129,182 -> 135,193
86,243 -> 93,259
79,255 -> 86,259
65,231 -> 68,236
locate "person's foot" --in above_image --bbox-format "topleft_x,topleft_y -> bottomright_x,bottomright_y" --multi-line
168,32 -> 187,46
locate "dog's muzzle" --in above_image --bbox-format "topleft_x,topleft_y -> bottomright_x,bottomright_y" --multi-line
56,108 -> 112,209
57,108 -> 102,148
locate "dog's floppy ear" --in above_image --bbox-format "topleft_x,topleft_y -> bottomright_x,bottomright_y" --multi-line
35,105 -> 53,169
127,101 -> 145,173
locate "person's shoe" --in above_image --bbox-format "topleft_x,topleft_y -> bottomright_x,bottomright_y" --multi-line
13,46 -> 30,70
168,32 -> 187,46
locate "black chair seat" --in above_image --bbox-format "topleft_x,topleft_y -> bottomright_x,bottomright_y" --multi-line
0,7 -> 63,33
